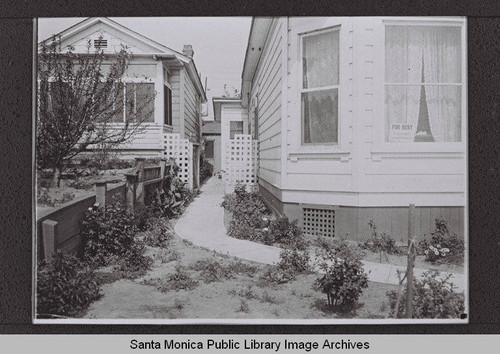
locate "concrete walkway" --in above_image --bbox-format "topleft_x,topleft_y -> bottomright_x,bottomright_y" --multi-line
175,177 -> 465,292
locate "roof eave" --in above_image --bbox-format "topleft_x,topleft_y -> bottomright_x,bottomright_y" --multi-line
240,17 -> 274,108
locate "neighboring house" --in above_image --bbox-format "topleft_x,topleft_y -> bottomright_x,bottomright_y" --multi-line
205,97 -> 249,177
201,116 -> 221,174
239,17 -> 466,241
38,17 -> 207,188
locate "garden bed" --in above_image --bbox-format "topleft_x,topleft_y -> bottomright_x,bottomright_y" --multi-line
84,218 -> 398,320
36,167 -> 133,215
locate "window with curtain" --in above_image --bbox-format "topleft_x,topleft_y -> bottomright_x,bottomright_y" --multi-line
301,28 -> 339,144
230,121 -> 243,139
385,25 -> 462,143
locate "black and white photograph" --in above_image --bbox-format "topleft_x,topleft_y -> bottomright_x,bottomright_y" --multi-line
34,16 -> 468,324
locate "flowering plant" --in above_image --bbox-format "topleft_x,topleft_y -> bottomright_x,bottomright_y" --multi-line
420,218 -> 464,265
424,244 -> 450,262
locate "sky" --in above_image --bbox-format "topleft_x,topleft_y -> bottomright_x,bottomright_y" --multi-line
37,17 -> 252,120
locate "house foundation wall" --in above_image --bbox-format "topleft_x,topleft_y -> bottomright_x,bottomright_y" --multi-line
260,182 -> 465,242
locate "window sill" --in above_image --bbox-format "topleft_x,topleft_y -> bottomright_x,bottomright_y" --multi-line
370,142 -> 465,161
288,149 -> 350,162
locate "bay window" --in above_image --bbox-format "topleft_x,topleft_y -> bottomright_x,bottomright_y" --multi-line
385,24 -> 462,143
301,28 -> 340,145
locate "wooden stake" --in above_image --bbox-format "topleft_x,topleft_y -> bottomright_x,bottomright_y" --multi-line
405,204 -> 416,318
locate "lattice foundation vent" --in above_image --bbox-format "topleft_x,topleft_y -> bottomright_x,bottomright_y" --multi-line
302,207 -> 335,238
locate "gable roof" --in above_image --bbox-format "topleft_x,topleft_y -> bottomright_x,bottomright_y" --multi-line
39,17 -> 207,102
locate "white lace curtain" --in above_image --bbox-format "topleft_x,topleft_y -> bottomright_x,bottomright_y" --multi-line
385,26 -> 462,142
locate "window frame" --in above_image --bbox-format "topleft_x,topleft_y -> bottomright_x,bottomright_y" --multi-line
376,18 -> 466,152
299,26 -> 341,146
105,78 -> 155,125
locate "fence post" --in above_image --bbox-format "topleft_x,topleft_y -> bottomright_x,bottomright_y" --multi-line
134,158 -> 146,206
160,158 -> 167,190
135,158 -> 145,182
405,203 -> 416,318
95,180 -> 107,208
42,220 -> 58,261
125,173 -> 137,213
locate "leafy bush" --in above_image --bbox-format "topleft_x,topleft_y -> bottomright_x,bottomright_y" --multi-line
227,183 -> 269,240
387,270 -> 465,318
67,179 -> 94,190
228,260 -> 258,277
260,245 -> 311,285
313,240 -> 368,312
362,220 -> 401,258
37,189 -> 55,206
113,242 -> 153,279
142,218 -> 172,248
191,258 -> 234,283
420,218 -> 464,265
200,159 -> 213,183
37,251 -> 102,317
80,202 -> 139,267
164,266 -> 199,291
269,216 -> 307,249
221,193 -> 237,212
143,266 -> 199,292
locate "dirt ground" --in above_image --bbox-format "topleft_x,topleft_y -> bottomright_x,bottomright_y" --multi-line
83,220 -> 397,320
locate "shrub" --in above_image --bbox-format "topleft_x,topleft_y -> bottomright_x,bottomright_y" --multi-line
269,216 -> 307,249
113,242 -> 153,279
80,202 -> 139,267
37,251 -> 102,317
191,258 -> 234,283
227,183 -> 269,240
200,159 -> 213,183
313,240 -> 368,312
228,260 -> 258,277
421,218 -> 464,265
165,266 -> 199,291
142,218 -> 172,248
221,193 -> 237,212
67,179 -> 93,190
387,270 -> 465,318
37,189 -> 55,206
59,192 -> 75,205
362,220 -> 401,258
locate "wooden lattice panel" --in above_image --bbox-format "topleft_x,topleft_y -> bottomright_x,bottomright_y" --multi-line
302,207 -> 335,238
164,133 -> 193,190
224,134 -> 257,194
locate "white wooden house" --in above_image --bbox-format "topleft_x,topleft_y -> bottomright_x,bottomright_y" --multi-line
38,17 -> 207,188
240,17 -> 467,242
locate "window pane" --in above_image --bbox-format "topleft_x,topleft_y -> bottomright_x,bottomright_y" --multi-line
302,89 -> 338,144
125,83 -> 154,123
205,140 -> 214,158
385,85 -> 461,142
230,121 -> 243,139
303,30 -> 339,89
385,26 -> 461,84
111,83 -> 124,122
164,86 -> 172,125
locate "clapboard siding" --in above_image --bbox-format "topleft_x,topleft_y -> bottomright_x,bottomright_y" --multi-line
170,70 -> 182,134
252,19 -> 284,189
183,73 -> 200,141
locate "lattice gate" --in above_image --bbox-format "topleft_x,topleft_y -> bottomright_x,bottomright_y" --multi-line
224,134 -> 259,194
164,133 -> 193,190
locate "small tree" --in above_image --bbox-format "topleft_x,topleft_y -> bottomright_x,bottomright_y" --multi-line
221,84 -> 240,98
37,36 -> 155,186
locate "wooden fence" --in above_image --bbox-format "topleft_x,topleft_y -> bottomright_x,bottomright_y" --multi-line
36,158 -> 172,262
